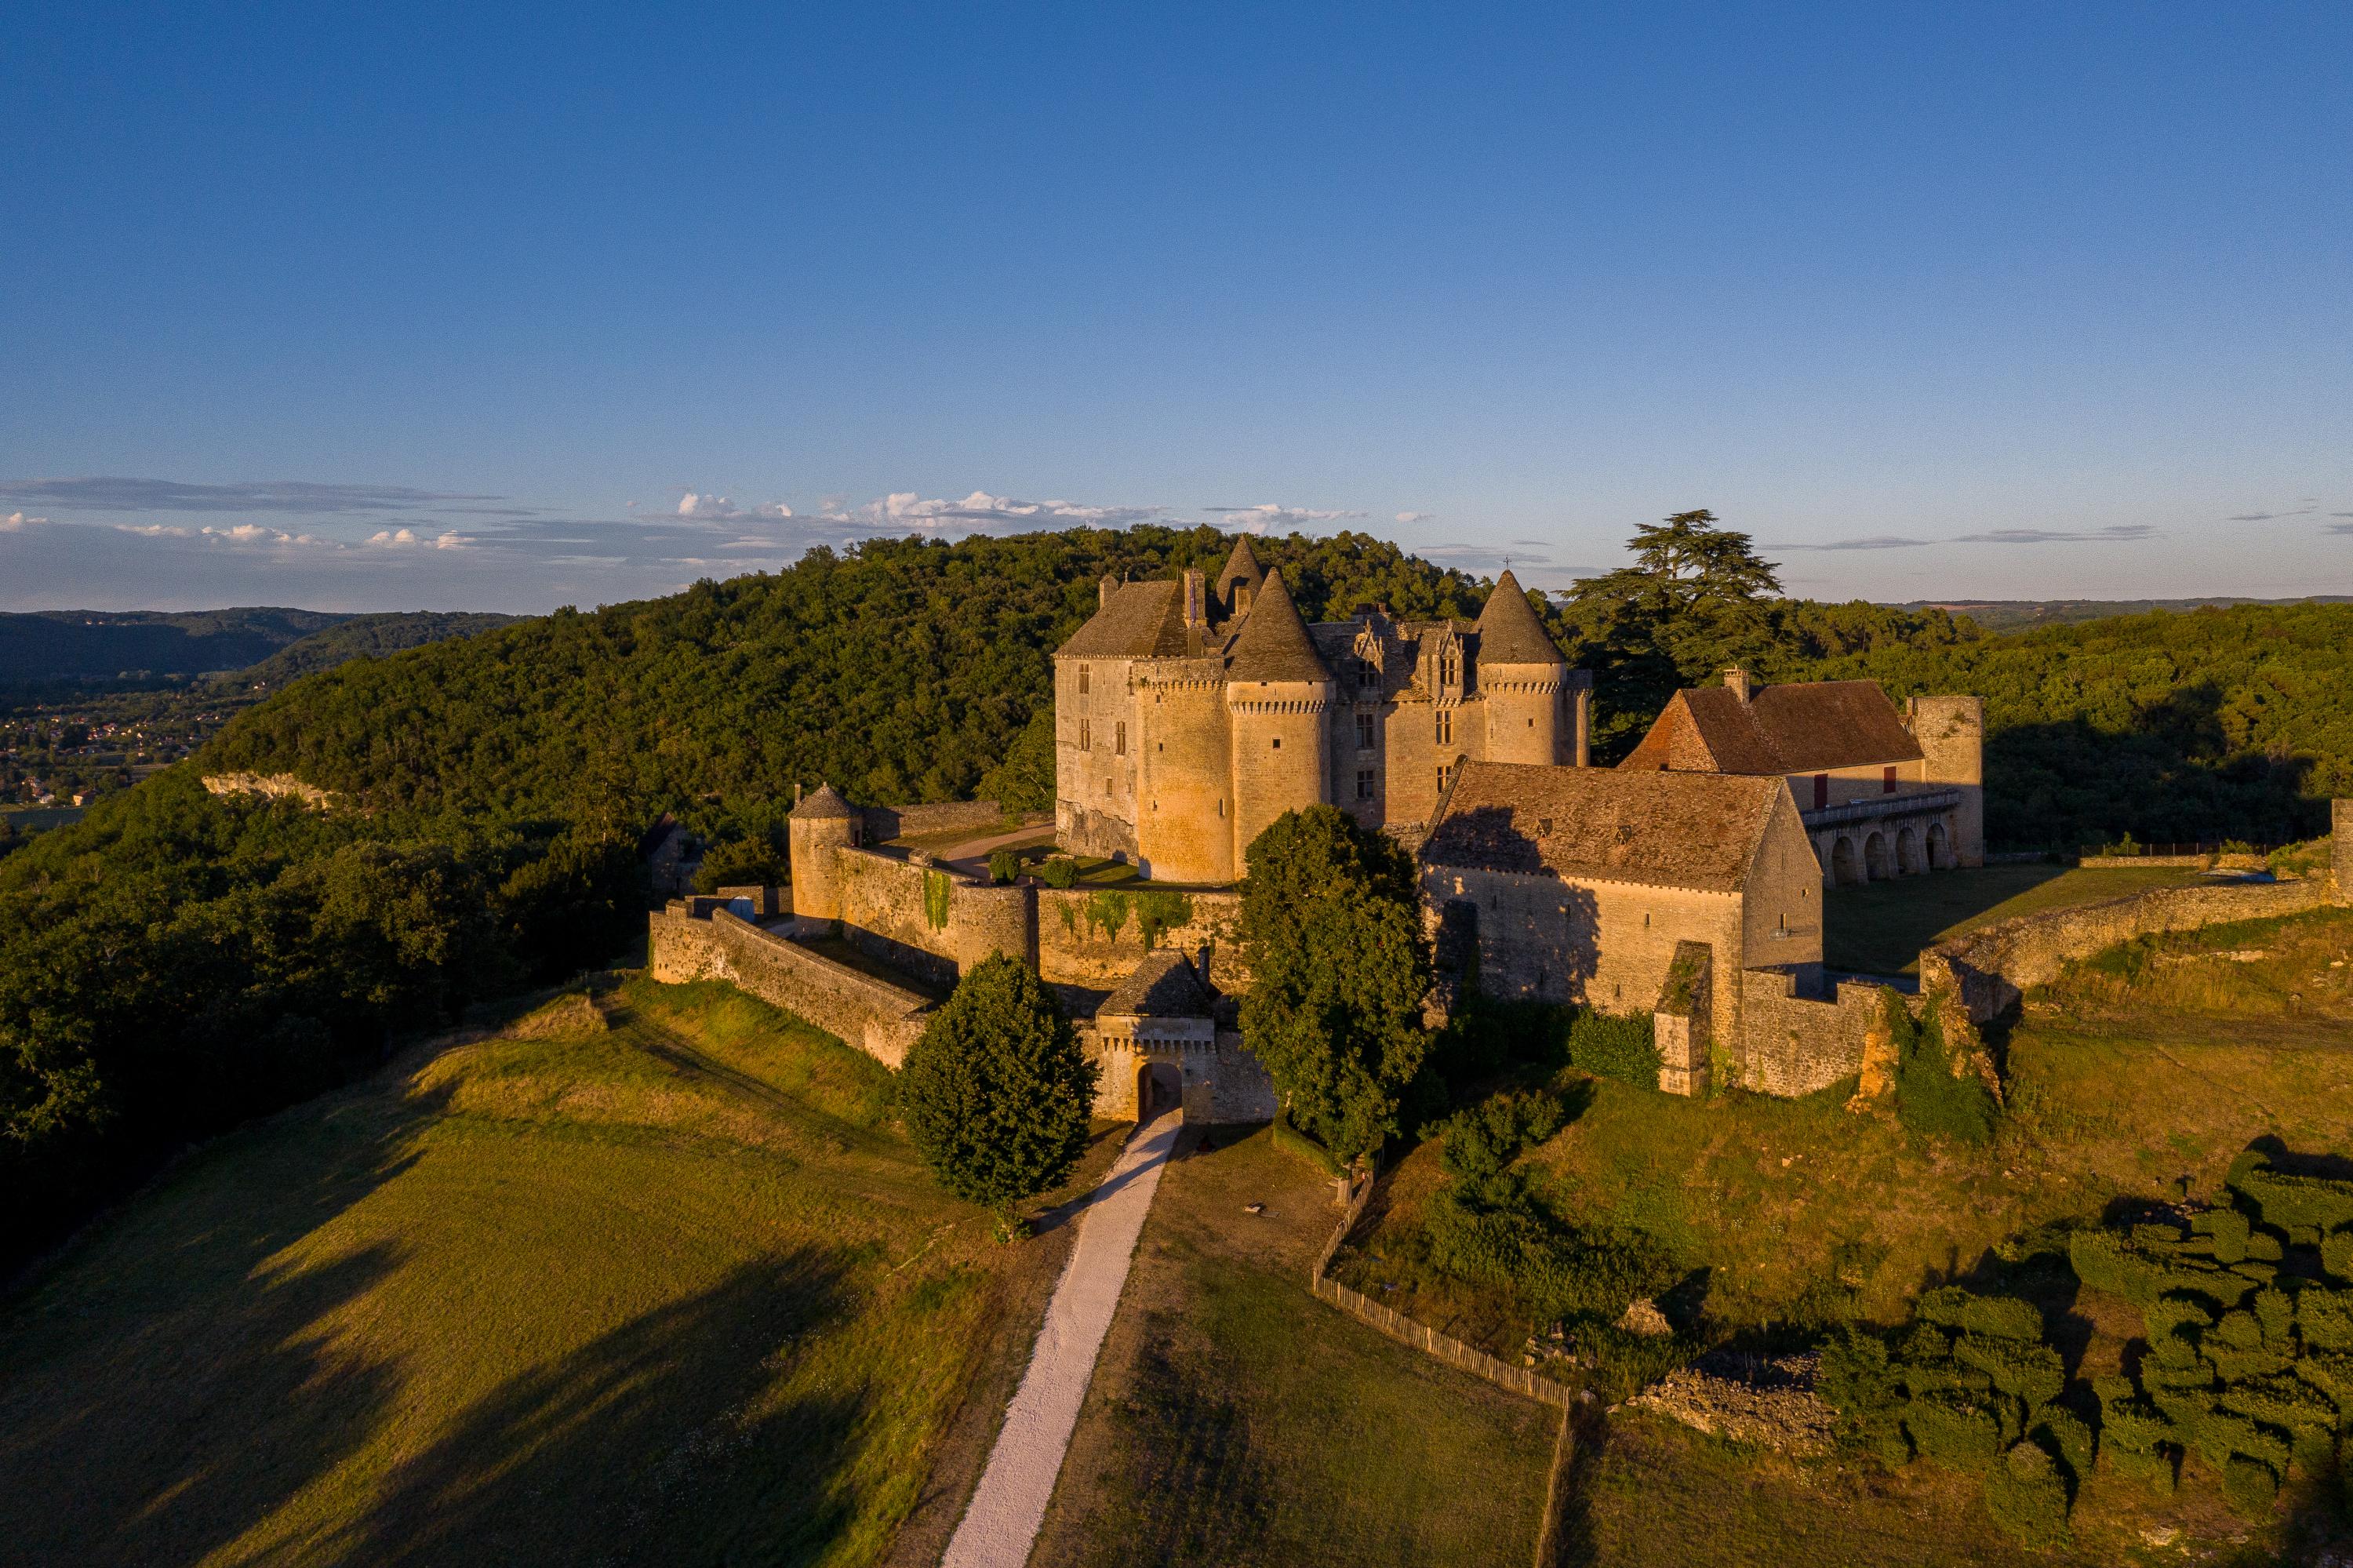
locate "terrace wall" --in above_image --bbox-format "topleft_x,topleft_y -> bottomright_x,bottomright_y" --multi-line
648,904 -> 932,1068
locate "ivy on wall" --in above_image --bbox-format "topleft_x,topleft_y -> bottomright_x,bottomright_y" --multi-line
922,868 -> 952,932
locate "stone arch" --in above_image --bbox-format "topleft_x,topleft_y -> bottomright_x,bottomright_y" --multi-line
1864,831 -> 1891,882
1136,1059 -> 1182,1121
1926,819 -> 1950,871
1896,824 -> 1922,875
1830,835 -> 1862,887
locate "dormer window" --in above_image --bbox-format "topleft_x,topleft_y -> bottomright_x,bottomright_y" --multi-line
1440,649 -> 1460,687
1358,660 -> 1379,689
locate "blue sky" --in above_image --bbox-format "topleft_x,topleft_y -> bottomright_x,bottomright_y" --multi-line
3,2 -> 2348,611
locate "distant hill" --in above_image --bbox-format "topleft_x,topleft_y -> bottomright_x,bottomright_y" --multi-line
1899,595 -> 2353,635
0,606 -> 515,695
233,612 -> 517,689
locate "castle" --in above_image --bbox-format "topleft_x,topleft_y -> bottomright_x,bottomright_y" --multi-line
653,540 -> 1998,1119
1056,539 -> 1591,883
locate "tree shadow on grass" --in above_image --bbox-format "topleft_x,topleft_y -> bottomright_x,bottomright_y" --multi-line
315,1250 -> 864,1568
0,1080 -> 449,1568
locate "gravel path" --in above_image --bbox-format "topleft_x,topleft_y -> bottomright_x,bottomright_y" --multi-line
939,1109 -> 1184,1568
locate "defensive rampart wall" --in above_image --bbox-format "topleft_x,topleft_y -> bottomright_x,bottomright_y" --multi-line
648,904 -> 932,1067
1035,888 -> 1247,989
1734,970 -> 1885,1097
1922,875 -> 2333,1024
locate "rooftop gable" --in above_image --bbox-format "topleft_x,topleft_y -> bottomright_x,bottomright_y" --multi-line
1057,579 -> 1203,659
1097,950 -> 1215,1018
1422,761 -> 1784,893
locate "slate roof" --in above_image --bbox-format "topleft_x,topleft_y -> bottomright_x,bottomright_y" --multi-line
1622,680 -> 1924,776
1215,537 -> 1265,611
1421,761 -> 1785,893
790,783 -> 857,820
1057,579 -> 1206,659
1097,950 -> 1216,1018
1224,569 -> 1333,683
1473,569 -> 1567,666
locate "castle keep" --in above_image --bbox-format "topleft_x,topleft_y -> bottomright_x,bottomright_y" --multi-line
1056,538 -> 1594,883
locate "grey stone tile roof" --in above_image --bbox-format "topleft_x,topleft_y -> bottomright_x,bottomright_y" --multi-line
1224,569 -> 1333,683
1215,537 -> 1264,609
1097,949 -> 1215,1018
1422,760 -> 1783,893
1472,569 -> 1567,665
1058,580 -> 1206,659
790,783 -> 857,820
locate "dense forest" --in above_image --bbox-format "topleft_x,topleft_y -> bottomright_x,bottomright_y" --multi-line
3,521 -> 2348,1265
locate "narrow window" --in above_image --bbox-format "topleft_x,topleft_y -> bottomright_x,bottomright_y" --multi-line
1356,713 -> 1375,750
1813,773 -> 1828,809
1079,719 -> 1091,751
1115,721 -> 1126,756
1358,660 -> 1379,689
1078,665 -> 1090,695
1356,769 -> 1375,801
1435,709 -> 1452,745
1882,765 -> 1897,794
1436,763 -> 1452,793
1217,798 -> 1226,818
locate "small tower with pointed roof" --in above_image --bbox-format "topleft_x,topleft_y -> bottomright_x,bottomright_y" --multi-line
1214,537 -> 1265,621
1475,569 -> 1574,767
1224,568 -> 1335,868
787,782 -> 860,930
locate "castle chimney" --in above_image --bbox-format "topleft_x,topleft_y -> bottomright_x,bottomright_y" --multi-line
1723,667 -> 1752,703
1099,573 -> 1118,610
1183,569 -> 1206,628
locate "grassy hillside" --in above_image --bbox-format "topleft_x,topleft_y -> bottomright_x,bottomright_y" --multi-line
0,978 -> 1093,1568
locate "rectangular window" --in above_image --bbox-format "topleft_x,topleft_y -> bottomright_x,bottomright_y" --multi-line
1355,713 -> 1375,750
1882,765 -> 1897,793
1813,773 -> 1829,809
1436,763 -> 1453,794
1079,719 -> 1091,751
1435,709 -> 1452,745
1356,769 -> 1375,801
1078,665 -> 1089,695
1115,721 -> 1126,756
1358,661 -> 1379,689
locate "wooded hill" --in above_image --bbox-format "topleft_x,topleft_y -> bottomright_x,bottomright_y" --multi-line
4,524 -> 2349,1268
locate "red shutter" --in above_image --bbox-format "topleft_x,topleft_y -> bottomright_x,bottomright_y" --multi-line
1883,766 -> 1897,793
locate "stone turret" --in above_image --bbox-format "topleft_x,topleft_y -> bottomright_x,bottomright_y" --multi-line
1224,568 -> 1333,866
787,783 -> 859,932
1474,569 -> 1571,767
1215,537 -> 1265,621
1906,696 -> 1985,868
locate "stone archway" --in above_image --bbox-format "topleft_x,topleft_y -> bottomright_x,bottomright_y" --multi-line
1136,1060 -> 1182,1122
1896,825 -> 1922,875
1831,835 -> 1862,887
1864,831 -> 1891,882
1926,820 -> 1950,871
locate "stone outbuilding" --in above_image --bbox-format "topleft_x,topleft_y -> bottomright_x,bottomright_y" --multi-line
1419,760 -> 1875,1096
1082,949 -> 1276,1124
1620,668 -> 1984,884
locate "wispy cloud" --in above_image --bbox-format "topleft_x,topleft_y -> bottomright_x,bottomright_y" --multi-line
1950,525 -> 2158,544
1,511 -> 48,532
0,476 -> 526,515
2327,521 -> 2353,536
1782,534 -> 1937,551
1205,503 -> 1364,533
367,527 -> 467,549
1395,511 -> 1434,525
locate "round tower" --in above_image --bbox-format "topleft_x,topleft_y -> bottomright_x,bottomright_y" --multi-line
1137,668 -> 1235,884
1223,569 -> 1334,871
787,783 -> 859,931
1472,569 -> 1570,766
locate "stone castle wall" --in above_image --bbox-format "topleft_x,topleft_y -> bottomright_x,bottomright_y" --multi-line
1035,887 -> 1247,990
648,905 -> 931,1067
835,847 -> 1034,988
1736,970 -> 1884,1097
860,799 -> 1031,841
1922,875 -> 2334,1024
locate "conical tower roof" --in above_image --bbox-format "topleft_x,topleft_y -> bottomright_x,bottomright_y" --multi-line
1474,569 -> 1566,665
1224,569 -> 1332,682
790,782 -> 857,820
1214,536 -> 1265,610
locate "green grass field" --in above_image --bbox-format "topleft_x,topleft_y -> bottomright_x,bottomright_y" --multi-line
1031,1126 -> 1558,1567
1821,863 -> 2213,975
0,978 -> 1095,1568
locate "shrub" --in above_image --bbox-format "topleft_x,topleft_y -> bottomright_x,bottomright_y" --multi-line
2323,1228 -> 2353,1284
1955,1335 -> 2065,1408
1565,1009 -> 1661,1088
986,847 -> 1019,884
898,955 -> 1098,1231
2221,1453 -> 2280,1519
1818,1326 -> 1901,1417
1903,1391 -> 2004,1467
1039,855 -> 1079,890
2217,1373 -> 2339,1436
2253,1286 -> 2295,1347
2301,1288 -> 2353,1352
1915,1286 -> 2042,1343
2188,1409 -> 2289,1472
2029,1406 -> 2096,1485
2294,1350 -> 2353,1409
1433,1088 -> 1565,1194
1984,1441 -> 2071,1547
2228,1150 -> 2353,1234
2107,1443 -> 2178,1495
1888,994 -> 1995,1144
2100,1394 -> 2174,1454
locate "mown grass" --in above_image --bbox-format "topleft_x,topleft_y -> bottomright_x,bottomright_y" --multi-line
1031,1125 -> 1556,1568
1822,863 -> 2211,976
0,978 -> 1065,1568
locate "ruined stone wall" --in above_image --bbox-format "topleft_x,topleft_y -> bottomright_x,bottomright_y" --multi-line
1035,887 -> 1247,990
1921,875 -> 2333,1023
1427,864 -> 1747,1050
1736,970 -> 1882,1097
646,906 -> 931,1068
834,847 -> 1035,988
